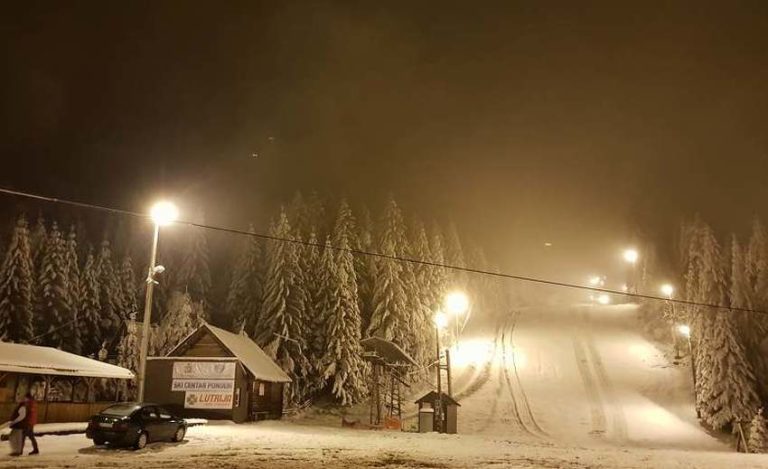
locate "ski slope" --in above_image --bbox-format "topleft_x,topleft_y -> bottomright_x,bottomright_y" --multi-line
448,303 -> 726,450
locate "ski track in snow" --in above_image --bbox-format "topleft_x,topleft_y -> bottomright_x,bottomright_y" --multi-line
581,308 -> 629,443
500,311 -> 547,439
571,334 -> 608,438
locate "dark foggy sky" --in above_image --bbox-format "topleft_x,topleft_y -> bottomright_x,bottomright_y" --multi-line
2,1 -> 767,280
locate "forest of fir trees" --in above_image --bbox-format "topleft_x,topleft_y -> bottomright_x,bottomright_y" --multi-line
641,215 -> 768,438
0,193 -> 510,406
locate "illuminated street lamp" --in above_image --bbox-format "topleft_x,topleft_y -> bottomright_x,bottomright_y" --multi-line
623,248 -> 639,295
623,249 -> 639,264
137,200 -> 179,401
445,291 -> 469,345
597,294 -> 611,305
661,284 -> 675,299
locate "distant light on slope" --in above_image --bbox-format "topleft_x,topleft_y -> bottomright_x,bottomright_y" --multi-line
597,294 -> 611,305
451,340 -> 493,367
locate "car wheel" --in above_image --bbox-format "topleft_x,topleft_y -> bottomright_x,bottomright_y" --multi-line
172,426 -> 186,442
93,438 -> 105,446
134,432 -> 148,450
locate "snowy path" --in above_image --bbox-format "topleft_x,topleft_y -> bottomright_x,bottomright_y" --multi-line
449,303 -> 727,450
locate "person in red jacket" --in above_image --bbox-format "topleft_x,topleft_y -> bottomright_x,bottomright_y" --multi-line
8,393 -> 39,455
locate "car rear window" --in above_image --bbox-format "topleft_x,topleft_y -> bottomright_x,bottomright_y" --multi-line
101,404 -> 140,416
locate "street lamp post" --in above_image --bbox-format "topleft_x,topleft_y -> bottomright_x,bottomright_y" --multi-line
660,285 -> 678,358
137,201 -> 178,402
433,311 -> 448,433
678,324 -> 699,417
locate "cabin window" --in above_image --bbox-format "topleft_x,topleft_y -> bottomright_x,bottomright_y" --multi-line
258,382 -> 266,396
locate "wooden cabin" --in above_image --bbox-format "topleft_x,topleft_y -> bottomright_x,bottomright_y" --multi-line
145,324 -> 291,423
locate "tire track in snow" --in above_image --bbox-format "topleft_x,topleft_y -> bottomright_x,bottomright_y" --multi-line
582,310 -> 628,443
506,310 -> 549,437
500,312 -> 541,438
572,336 -> 607,438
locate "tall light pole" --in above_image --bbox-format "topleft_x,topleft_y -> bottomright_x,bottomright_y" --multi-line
137,201 -> 178,402
434,311 -> 448,433
677,324 -> 699,417
623,249 -> 639,295
660,284 -> 678,357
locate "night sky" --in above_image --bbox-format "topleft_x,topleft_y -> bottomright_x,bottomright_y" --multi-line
2,1 -> 767,280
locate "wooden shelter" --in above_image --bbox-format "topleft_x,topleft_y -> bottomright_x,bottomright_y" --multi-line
361,337 -> 417,428
145,323 -> 291,423
0,341 -> 134,423
415,391 -> 460,434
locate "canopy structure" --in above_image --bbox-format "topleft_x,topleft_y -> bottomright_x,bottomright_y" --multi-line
0,341 -> 134,380
361,337 -> 418,367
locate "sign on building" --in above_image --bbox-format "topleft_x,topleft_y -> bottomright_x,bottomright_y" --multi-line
172,361 -> 236,380
172,379 -> 235,392
184,391 -> 234,409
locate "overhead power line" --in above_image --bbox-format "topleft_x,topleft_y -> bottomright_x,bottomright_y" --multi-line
1,186 -> 765,316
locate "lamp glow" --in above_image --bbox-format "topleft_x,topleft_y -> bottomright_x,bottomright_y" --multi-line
434,311 -> 448,330
445,291 -> 469,315
597,294 -> 611,305
678,324 -> 691,337
150,201 -> 179,226
661,284 -> 675,298
623,249 -> 639,264
589,276 -> 602,286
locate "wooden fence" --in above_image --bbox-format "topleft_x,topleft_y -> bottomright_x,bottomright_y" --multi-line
0,402 -> 115,424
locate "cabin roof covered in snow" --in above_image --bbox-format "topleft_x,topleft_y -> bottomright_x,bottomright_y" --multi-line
0,342 -> 135,379
165,324 -> 291,383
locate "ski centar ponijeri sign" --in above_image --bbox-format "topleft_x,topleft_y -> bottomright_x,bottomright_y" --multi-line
172,361 -> 236,409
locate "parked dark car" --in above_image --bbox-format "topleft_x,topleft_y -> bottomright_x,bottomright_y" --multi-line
86,403 -> 186,449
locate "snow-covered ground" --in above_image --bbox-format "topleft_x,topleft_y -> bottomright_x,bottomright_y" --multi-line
1,419 -> 766,468
2,303 -> 767,468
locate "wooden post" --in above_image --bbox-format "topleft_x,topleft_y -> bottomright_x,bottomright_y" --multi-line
737,422 -> 749,453
43,376 -> 52,423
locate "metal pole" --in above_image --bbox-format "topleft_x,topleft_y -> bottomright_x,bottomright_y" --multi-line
688,335 -> 700,418
446,348 -> 453,397
435,325 -> 442,433
137,223 -> 160,402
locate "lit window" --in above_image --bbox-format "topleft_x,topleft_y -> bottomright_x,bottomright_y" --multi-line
258,382 -> 265,396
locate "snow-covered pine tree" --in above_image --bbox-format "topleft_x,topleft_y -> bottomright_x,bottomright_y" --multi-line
699,306 -> 760,430
256,209 -> 310,402
116,312 -> 140,400
322,230 -> 366,405
306,191 -> 328,240
746,218 -> 768,306
288,191 -> 311,239
408,220 -> 435,367
175,223 -> 212,311
313,237 -> 336,392
444,222 -> 468,290
366,197 -> 409,345
749,408 -> 768,453
355,204 -> 377,331
0,215 -> 35,342
152,291 -> 205,355
428,223 -> 448,314
63,225 -> 83,353
301,229 -> 325,392
79,248 -> 102,356
95,239 -> 124,345
37,222 -> 79,352
226,225 -> 264,333
683,217 -> 727,414
29,214 -> 47,271
118,256 -> 139,319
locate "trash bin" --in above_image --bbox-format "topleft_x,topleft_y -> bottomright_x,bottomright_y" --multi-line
418,407 -> 434,433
